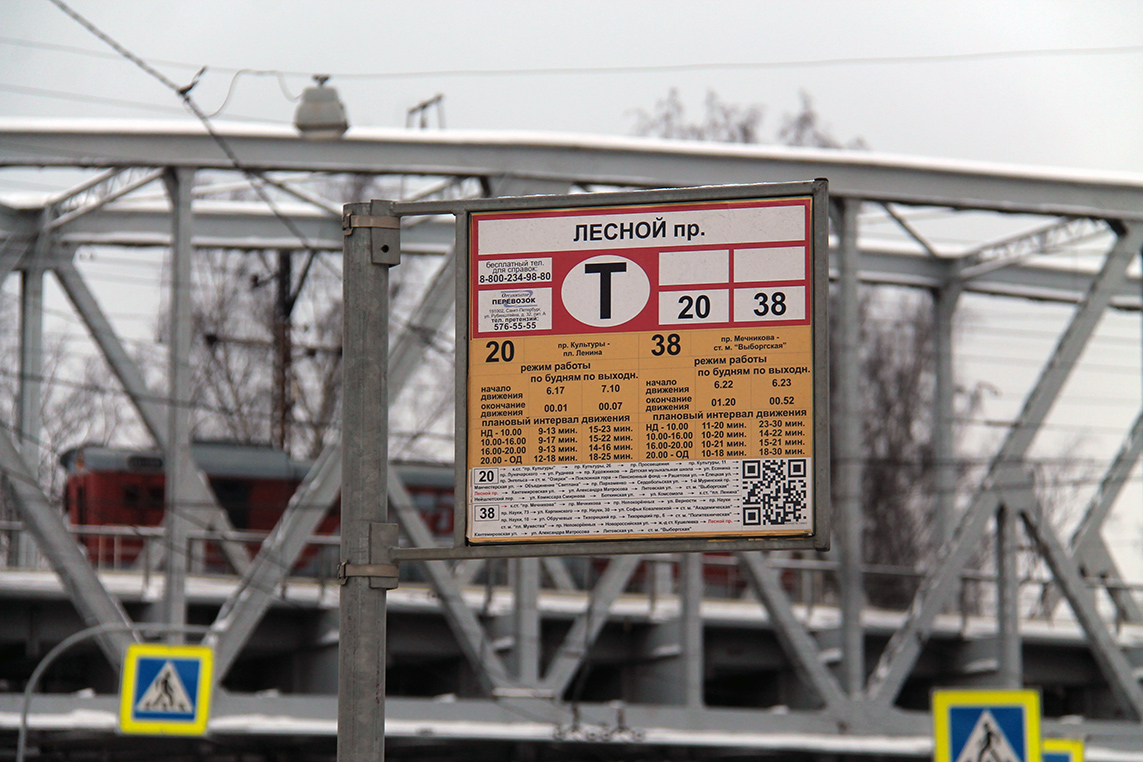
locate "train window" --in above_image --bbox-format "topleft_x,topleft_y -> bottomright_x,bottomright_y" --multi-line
211,479 -> 250,530
127,455 -> 164,472
124,485 -> 140,509
147,486 -> 164,509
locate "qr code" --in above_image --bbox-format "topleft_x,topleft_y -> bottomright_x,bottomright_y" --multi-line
741,459 -> 808,526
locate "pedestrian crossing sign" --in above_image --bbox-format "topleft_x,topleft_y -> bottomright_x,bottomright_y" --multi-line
1042,738 -> 1083,762
933,689 -> 1041,762
119,643 -> 213,735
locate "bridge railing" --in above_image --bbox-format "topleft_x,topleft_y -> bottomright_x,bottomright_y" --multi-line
5,519 -> 1131,625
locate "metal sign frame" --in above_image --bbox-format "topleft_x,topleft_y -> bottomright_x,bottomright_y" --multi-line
1042,738 -> 1084,762
444,180 -> 829,556
932,688 -> 1042,762
119,643 -> 214,736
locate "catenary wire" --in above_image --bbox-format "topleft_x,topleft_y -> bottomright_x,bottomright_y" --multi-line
3,33 -> 1141,80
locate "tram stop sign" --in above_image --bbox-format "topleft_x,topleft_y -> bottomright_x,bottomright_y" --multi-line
119,643 -> 213,736
460,182 -> 829,549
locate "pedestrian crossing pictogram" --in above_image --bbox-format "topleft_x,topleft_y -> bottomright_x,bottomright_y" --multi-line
119,643 -> 213,736
954,709 -> 1022,762
135,660 -> 194,715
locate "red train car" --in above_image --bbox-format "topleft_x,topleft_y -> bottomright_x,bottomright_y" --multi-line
60,441 -> 333,570
58,446 -> 782,596
60,442 -> 458,571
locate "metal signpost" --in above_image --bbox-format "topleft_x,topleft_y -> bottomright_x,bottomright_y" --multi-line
932,689 -> 1042,762
339,181 -> 829,761
119,642 -> 214,736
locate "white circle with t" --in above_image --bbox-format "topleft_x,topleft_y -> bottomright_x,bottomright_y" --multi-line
561,254 -> 650,327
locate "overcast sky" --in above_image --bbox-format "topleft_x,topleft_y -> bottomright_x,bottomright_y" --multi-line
2,0 -> 1142,188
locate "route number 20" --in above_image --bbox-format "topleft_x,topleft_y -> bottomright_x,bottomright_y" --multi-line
485,340 -> 515,362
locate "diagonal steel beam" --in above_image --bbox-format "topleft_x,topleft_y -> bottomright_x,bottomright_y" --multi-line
737,551 -> 849,713
0,232 -> 28,289
0,428 -> 136,667
880,203 -> 940,258
48,168 -> 164,231
53,258 -> 166,435
1038,410 -> 1143,622
959,217 -> 1108,280
540,555 -> 642,697
47,167 -> 125,207
543,557 -> 577,591
867,221 -> 1143,707
52,258 -> 252,574
388,465 -> 512,693
388,251 -> 455,403
250,172 -> 341,217
201,244 -> 462,674
208,441 -> 343,678
1020,495 -> 1143,720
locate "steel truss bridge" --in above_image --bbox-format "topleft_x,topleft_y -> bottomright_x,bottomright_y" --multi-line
2,121 -> 1143,761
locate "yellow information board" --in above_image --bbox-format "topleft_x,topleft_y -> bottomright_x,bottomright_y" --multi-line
463,189 -> 826,545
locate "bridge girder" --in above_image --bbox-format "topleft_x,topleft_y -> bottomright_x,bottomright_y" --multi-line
2,121 -> 1143,759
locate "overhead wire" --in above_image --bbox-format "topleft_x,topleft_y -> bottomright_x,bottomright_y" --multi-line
3,32 -> 1141,80
42,0 -> 329,300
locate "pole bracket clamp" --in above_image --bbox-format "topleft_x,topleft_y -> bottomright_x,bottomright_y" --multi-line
337,562 -> 399,589
337,522 -> 400,589
342,203 -> 401,266
342,215 -> 399,234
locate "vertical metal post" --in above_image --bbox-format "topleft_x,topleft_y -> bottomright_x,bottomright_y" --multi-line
680,553 -> 703,708
513,557 -> 540,685
932,282 -> 961,551
17,256 -> 45,567
835,198 -> 865,696
273,249 -> 293,451
161,167 -> 195,643
17,269 -> 44,458
996,504 -> 1022,687
341,200 -> 399,762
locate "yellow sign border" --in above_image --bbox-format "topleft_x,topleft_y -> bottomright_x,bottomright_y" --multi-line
119,643 -> 213,736
1043,738 -> 1084,762
932,688 -> 1041,762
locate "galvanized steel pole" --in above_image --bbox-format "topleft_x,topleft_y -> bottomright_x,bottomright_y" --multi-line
932,282 -> 961,552
340,201 -> 399,762
161,167 -> 195,643
996,503 -> 1022,687
835,198 -> 865,696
